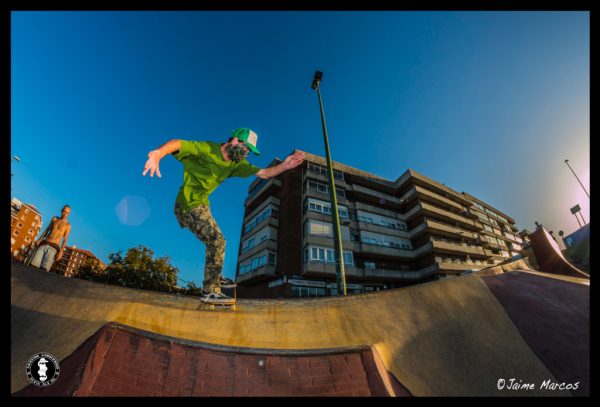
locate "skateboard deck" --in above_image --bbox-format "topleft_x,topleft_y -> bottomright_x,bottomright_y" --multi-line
198,279 -> 237,310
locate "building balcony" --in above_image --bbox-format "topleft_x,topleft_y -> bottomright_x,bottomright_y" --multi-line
437,261 -> 484,273
244,178 -> 282,207
345,171 -> 397,193
352,201 -> 409,221
350,184 -> 403,206
304,188 -> 351,207
358,240 -> 433,259
402,185 -> 465,212
355,221 -> 411,239
483,248 -> 504,258
236,265 -> 277,284
420,202 -> 482,230
303,235 -> 361,253
238,240 -> 278,263
303,210 -> 353,228
302,261 -> 362,279
407,221 -> 428,239
241,217 -> 280,240
401,203 -> 422,223
425,219 -> 476,239
243,196 -> 280,222
360,263 -> 439,282
431,240 -> 486,256
359,243 -> 413,258
303,170 -> 352,191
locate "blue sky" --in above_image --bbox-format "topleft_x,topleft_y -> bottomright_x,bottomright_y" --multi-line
11,11 -> 589,286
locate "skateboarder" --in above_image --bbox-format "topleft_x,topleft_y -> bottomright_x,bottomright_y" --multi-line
143,128 -> 305,304
30,205 -> 72,272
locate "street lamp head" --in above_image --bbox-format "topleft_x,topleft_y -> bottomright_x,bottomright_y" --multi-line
311,70 -> 323,89
565,159 -> 569,163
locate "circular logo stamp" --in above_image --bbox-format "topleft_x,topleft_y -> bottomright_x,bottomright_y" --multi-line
26,353 -> 60,387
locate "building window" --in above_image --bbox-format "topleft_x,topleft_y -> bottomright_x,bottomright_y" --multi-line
241,226 -> 274,254
343,252 -> 354,266
292,286 -> 327,298
247,178 -> 269,199
307,181 -> 345,198
239,251 -> 276,275
308,163 -> 345,181
244,204 -> 279,234
356,210 -> 406,231
360,231 -> 412,250
306,246 -> 353,266
305,198 -> 349,219
364,261 -> 377,269
25,237 -> 31,243
25,208 -> 30,214
17,222 -> 23,228
28,229 -> 34,235
13,230 -> 19,236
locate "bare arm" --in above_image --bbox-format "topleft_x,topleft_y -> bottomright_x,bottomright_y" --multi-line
35,218 -> 54,246
56,224 -> 71,261
256,151 -> 305,179
142,139 -> 182,178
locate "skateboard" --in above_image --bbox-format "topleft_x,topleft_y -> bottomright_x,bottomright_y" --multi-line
199,278 -> 237,310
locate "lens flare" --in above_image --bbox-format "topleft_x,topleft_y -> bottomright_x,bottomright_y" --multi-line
115,196 -> 151,226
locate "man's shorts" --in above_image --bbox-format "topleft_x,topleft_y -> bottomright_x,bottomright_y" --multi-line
29,244 -> 58,271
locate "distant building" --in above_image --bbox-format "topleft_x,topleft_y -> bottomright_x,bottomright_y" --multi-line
235,150 -> 524,298
10,198 -> 43,262
53,245 -> 107,277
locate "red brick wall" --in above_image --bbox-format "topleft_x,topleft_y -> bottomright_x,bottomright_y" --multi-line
14,324 -> 411,397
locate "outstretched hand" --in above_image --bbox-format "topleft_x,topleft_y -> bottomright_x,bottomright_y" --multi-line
283,151 -> 305,170
142,150 -> 162,178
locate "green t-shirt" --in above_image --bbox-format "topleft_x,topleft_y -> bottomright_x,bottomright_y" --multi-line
173,140 -> 261,212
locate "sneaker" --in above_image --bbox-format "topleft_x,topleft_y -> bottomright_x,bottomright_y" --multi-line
200,291 -> 235,305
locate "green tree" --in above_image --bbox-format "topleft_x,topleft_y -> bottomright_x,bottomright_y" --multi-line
73,245 -> 180,294
181,281 -> 204,296
73,258 -> 106,283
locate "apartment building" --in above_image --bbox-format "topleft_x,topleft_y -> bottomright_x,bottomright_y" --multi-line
235,150 -> 523,298
52,246 -> 107,277
10,198 -> 43,262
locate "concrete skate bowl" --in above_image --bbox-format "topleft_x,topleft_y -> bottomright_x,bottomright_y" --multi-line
11,261 -> 589,396
529,228 -> 589,279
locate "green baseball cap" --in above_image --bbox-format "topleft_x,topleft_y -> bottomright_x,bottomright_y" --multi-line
232,128 -> 261,155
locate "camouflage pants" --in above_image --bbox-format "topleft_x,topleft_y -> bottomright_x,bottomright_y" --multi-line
174,204 -> 225,293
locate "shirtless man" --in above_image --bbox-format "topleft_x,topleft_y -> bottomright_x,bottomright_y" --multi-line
30,205 -> 72,271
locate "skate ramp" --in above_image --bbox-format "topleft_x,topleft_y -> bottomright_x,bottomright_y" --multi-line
529,228 -> 589,279
475,258 -> 534,276
481,271 -> 589,397
11,261 -> 586,396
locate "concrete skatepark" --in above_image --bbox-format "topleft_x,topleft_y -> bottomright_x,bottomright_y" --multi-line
11,227 -> 589,396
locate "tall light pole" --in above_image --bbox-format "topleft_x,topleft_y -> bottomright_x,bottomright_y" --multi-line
311,71 -> 347,296
564,159 -> 590,199
12,155 -> 21,191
